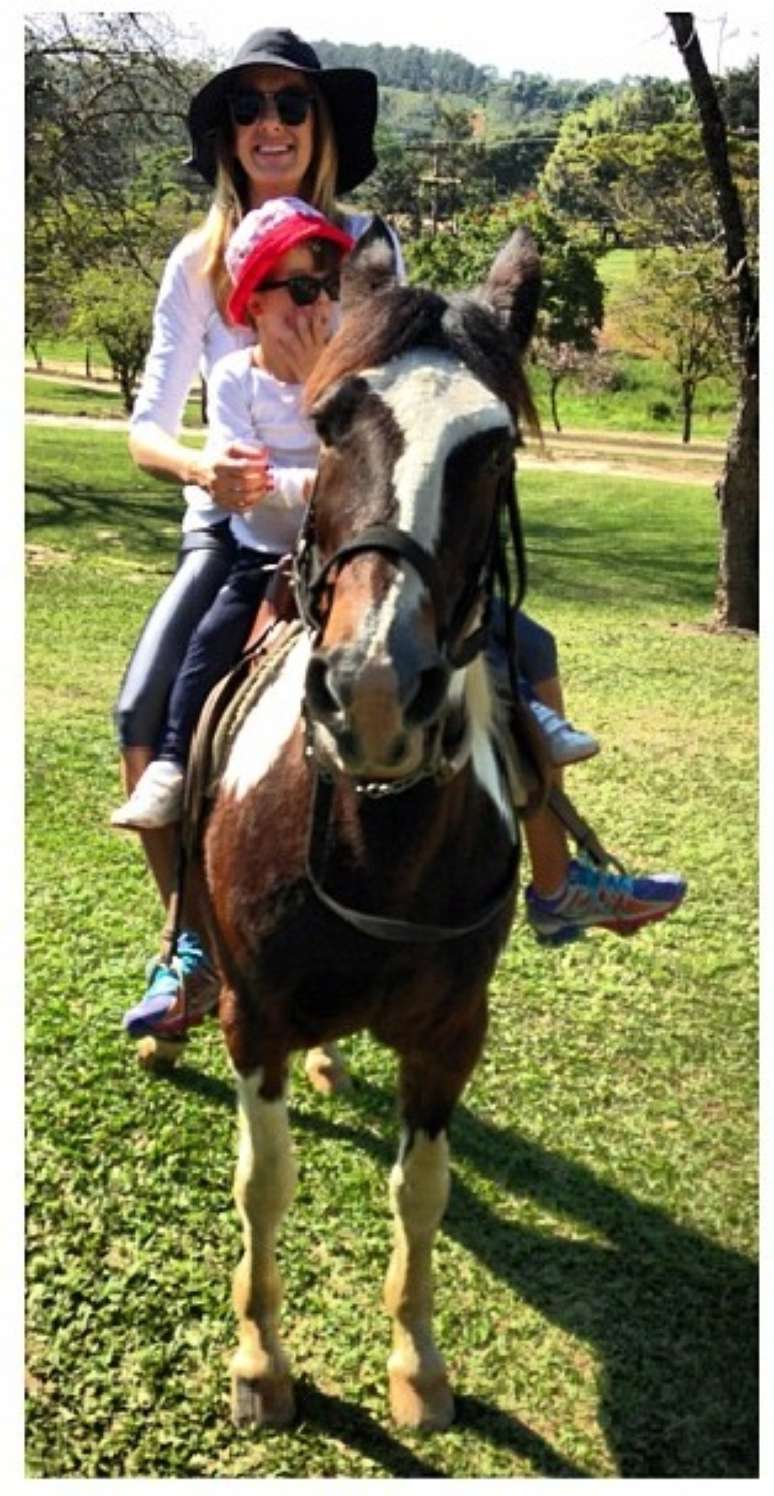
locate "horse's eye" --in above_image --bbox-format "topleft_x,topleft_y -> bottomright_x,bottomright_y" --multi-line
312,377 -> 370,448
488,439 -> 515,476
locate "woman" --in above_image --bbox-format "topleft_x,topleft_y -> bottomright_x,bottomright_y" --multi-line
116,28 -> 400,1027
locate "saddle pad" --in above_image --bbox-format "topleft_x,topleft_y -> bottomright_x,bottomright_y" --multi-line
181,619 -> 304,856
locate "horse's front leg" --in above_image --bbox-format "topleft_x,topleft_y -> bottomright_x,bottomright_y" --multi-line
228,1046 -> 296,1428
385,997 -> 487,1431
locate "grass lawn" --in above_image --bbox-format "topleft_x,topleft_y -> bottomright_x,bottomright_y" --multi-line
25,374 -> 203,429
25,427 -> 758,1478
529,355 -> 734,441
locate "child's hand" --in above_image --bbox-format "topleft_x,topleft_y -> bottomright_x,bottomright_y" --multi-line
274,304 -> 333,382
208,441 -> 274,513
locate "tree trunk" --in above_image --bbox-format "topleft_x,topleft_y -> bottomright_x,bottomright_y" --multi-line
119,369 -> 134,415
667,12 -> 759,631
681,381 -> 694,445
714,370 -> 758,629
549,374 -> 562,433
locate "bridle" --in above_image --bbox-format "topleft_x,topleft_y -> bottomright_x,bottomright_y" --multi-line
291,452 -> 528,943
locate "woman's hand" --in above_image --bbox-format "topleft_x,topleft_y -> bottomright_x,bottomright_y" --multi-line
198,441 -> 275,513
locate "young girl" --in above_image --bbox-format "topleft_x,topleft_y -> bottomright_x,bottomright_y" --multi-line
113,197 -> 353,831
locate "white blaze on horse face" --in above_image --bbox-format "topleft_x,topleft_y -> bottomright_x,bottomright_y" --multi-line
222,633 -> 312,800
367,349 -> 513,549
362,349 -> 513,648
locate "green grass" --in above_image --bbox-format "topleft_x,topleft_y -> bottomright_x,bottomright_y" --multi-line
26,334 -> 109,369
529,354 -> 734,440
25,428 -> 757,1477
597,247 -> 637,296
26,374 -> 204,428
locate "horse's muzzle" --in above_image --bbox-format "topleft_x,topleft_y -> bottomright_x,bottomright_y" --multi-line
305,643 -> 450,778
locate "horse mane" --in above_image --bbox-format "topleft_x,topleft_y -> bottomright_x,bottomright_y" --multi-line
305,284 -> 540,437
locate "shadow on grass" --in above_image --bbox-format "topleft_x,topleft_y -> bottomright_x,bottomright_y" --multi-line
522,527 -> 714,611
26,480 -> 176,561
293,1380 -> 446,1478
294,1380 -> 587,1478
26,465 -> 715,612
164,1060 -> 757,1478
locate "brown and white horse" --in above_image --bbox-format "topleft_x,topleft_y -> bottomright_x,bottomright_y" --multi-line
201,221 -> 541,1431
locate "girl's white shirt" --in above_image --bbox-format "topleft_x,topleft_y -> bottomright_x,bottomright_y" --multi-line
204,350 -> 317,555
129,212 -> 403,533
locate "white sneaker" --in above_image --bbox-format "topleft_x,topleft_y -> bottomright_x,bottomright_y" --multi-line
110,759 -> 185,829
529,700 -> 600,767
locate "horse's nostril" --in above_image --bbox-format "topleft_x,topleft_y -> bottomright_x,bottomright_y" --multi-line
404,662 -> 450,727
306,654 -> 343,720
387,734 -> 409,767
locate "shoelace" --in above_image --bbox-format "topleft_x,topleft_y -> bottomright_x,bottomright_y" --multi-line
569,861 -> 636,912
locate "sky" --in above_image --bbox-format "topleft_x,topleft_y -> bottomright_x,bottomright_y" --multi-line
176,2 -> 761,82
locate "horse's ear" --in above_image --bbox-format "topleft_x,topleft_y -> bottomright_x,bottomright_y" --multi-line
341,216 -> 399,313
477,227 -> 542,356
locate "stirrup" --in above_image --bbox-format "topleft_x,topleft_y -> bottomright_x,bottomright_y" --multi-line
547,786 -> 627,874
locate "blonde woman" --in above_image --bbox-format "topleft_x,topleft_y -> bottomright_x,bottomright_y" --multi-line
115,29 -> 399,1024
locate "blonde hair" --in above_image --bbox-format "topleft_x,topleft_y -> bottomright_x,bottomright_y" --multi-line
199,83 -> 342,319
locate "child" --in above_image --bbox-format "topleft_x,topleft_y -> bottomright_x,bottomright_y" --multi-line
111,197 -> 355,830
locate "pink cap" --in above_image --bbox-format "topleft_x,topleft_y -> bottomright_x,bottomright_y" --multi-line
225,196 -> 354,326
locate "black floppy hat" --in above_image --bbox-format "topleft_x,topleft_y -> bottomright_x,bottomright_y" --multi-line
186,27 -> 378,194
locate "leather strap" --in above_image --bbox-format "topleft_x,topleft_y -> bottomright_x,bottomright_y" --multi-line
305,766 -> 519,943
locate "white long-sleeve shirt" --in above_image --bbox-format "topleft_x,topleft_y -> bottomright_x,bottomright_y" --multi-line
204,350 -> 317,554
129,212 -> 403,534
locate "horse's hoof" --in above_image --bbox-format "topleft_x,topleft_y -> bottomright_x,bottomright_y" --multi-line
231,1371 -> 295,1428
388,1370 -> 454,1431
304,1044 -> 351,1096
135,1035 -> 186,1071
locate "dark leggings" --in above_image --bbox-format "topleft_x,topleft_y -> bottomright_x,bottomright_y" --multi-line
157,548 -> 281,766
114,522 -> 237,751
486,599 -> 559,699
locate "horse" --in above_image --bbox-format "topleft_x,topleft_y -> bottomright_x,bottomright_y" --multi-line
199,219 -> 542,1431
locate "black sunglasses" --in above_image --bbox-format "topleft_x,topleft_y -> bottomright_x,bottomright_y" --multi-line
228,86 -> 313,128
258,272 -> 341,307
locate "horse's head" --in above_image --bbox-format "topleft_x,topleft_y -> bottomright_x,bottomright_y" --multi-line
296,218 -> 541,788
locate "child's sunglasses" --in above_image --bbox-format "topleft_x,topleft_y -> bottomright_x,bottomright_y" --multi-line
227,86 -> 313,129
258,272 -> 341,307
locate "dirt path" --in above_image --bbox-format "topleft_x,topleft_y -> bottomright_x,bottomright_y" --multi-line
26,360 -> 724,485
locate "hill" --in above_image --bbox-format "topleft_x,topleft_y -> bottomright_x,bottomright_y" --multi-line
312,37 -> 619,141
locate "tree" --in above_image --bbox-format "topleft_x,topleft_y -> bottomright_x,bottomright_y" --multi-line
538,93 -> 757,251
350,125 -> 422,223
611,247 -> 734,443
25,13 -> 209,279
535,345 -> 614,435
68,267 -> 157,412
667,13 -> 758,631
406,197 -> 603,432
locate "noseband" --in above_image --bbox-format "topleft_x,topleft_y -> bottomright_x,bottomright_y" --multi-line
294,511 -> 500,679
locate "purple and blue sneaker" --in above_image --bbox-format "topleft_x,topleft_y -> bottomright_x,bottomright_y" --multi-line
526,857 -> 687,946
122,930 -> 220,1039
